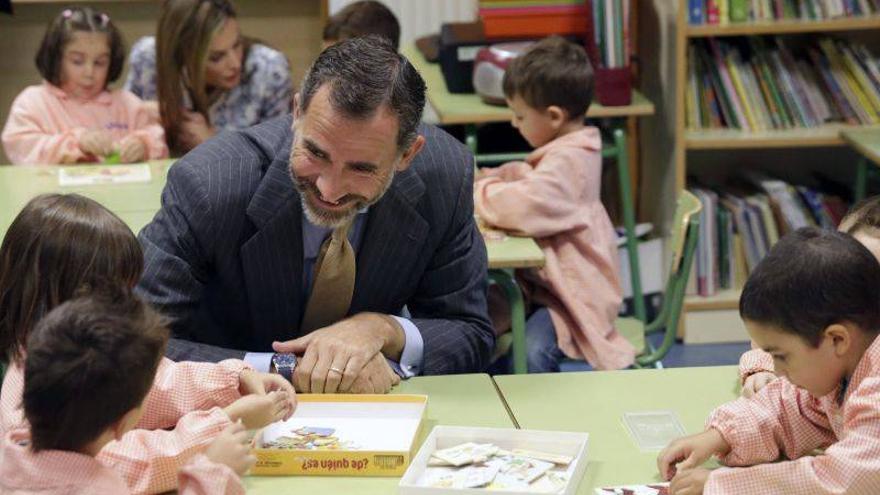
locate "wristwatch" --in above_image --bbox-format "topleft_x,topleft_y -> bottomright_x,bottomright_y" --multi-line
271,353 -> 297,382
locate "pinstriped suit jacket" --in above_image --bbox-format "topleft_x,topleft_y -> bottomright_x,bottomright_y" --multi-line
136,115 -> 494,375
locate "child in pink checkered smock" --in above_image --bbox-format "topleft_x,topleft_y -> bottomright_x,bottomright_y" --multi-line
0,194 -> 296,494
0,292 -> 252,494
659,228 -> 880,495
739,196 -> 880,398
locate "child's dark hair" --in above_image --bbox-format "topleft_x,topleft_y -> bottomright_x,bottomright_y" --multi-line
502,36 -> 594,120
23,289 -> 169,453
740,227 -> 880,346
35,7 -> 126,87
0,194 -> 142,365
323,1 -> 401,51
839,196 -> 880,236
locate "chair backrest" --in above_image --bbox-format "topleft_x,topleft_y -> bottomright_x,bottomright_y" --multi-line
669,190 -> 702,277
636,190 -> 701,366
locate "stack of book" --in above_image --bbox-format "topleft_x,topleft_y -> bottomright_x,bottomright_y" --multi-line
688,0 -> 880,25
686,36 -> 880,131
591,0 -> 631,68
478,0 -> 590,39
688,174 -> 848,296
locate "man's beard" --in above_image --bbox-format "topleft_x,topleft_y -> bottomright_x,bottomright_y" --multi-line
290,166 -> 396,228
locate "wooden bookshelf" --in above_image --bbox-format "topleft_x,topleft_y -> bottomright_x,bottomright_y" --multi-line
672,2 -> 880,341
684,288 -> 741,311
686,15 -> 880,37
685,125 -> 880,149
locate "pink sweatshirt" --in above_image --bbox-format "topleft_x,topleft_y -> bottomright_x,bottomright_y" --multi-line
1,356 -> 249,494
0,429 -> 244,495
705,335 -> 880,494
1,82 -> 168,165
474,127 -> 635,370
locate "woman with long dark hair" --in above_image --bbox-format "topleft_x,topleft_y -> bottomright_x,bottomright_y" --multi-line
125,0 -> 292,155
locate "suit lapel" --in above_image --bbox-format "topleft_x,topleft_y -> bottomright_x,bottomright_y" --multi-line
240,149 -> 305,345
351,168 -> 428,314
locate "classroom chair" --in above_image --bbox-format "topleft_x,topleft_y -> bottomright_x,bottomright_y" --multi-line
615,189 -> 701,367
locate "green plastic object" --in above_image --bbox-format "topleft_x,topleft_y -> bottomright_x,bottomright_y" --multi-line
103,151 -> 122,164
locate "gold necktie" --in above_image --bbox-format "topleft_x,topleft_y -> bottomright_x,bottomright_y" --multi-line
300,221 -> 356,333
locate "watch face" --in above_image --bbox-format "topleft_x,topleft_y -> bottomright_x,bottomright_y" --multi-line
274,353 -> 297,368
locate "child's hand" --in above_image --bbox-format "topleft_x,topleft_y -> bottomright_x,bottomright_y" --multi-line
223,390 -> 292,429
79,130 -> 114,158
741,371 -> 776,398
204,421 -> 256,476
670,467 -> 711,495
178,111 -> 216,150
657,429 -> 729,481
238,370 -> 297,420
118,135 -> 147,163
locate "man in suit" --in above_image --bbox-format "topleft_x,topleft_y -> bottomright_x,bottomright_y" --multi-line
137,36 -> 494,394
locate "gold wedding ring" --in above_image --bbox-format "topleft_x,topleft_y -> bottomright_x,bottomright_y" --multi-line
329,366 -> 344,375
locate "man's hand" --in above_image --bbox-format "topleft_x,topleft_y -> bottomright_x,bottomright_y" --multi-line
741,371 -> 776,398
670,467 -> 711,495
178,111 -> 216,150
346,353 -> 401,394
238,370 -> 297,418
272,313 -> 404,393
657,429 -> 729,482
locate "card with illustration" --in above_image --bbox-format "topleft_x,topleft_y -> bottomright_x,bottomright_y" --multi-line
433,442 -> 499,466
594,483 -> 670,495
58,164 -> 151,186
415,443 -> 575,493
622,411 -> 687,451
400,426 -> 589,495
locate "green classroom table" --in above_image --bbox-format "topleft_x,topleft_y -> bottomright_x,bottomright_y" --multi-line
245,373 -> 515,494
0,161 -> 171,237
402,46 -> 655,127
494,366 -> 741,493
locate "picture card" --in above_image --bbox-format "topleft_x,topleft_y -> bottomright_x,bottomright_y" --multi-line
58,164 -> 151,186
622,411 -> 686,451
595,483 -> 670,495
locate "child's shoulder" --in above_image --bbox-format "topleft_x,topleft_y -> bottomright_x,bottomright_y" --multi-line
10,83 -> 58,109
534,127 -> 602,163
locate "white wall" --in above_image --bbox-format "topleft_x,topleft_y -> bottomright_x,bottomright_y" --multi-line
328,0 -> 478,46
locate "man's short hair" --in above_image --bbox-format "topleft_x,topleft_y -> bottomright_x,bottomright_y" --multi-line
23,290 -> 169,452
502,36 -> 594,120
740,227 -> 880,346
323,1 -> 401,51
299,35 -> 425,150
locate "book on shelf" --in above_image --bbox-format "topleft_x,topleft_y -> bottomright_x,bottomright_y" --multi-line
688,0 -> 880,24
686,175 -> 846,297
686,36 -> 880,131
